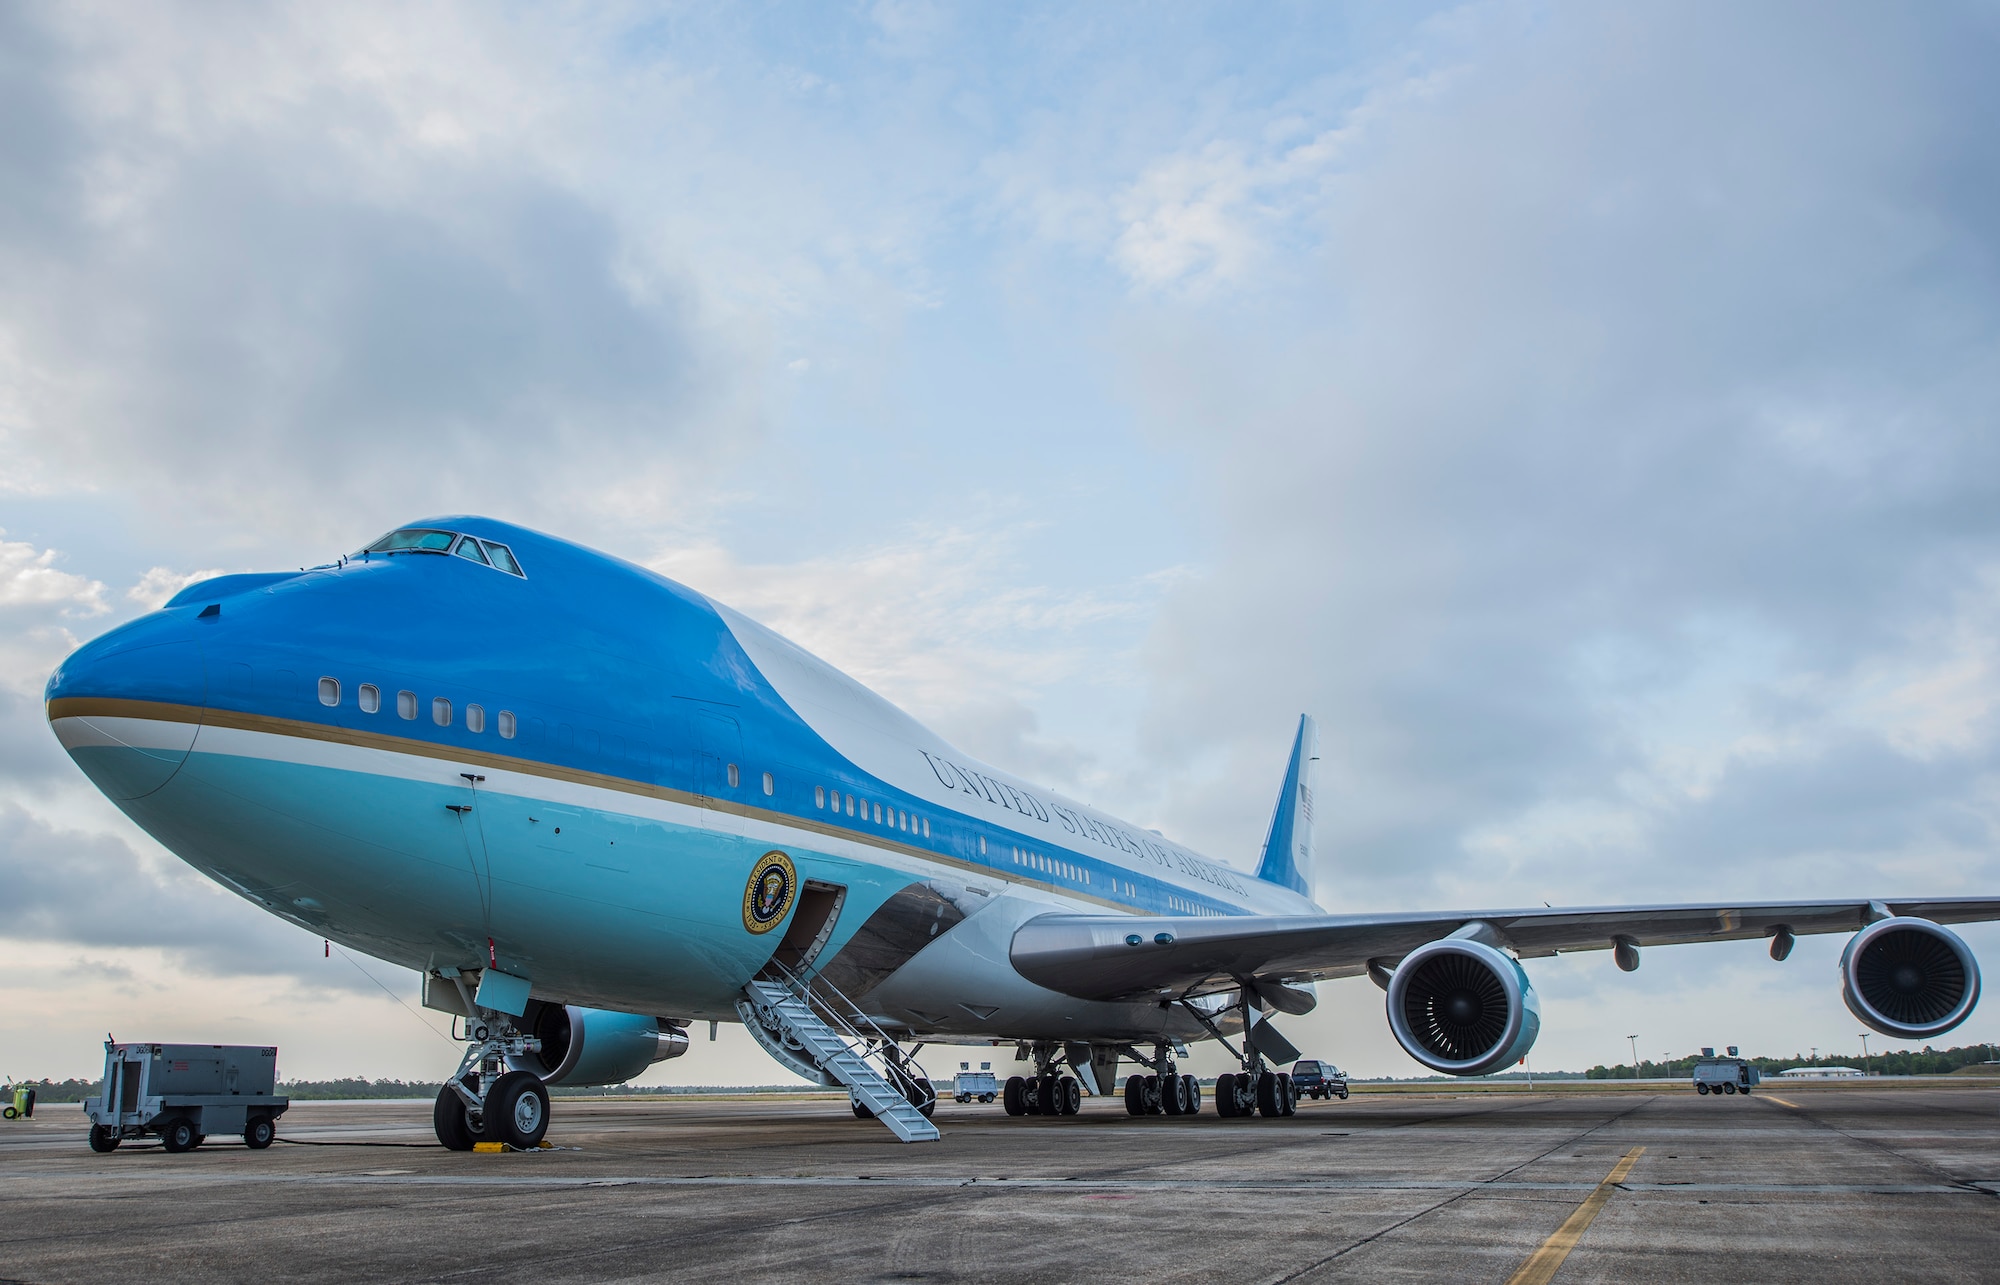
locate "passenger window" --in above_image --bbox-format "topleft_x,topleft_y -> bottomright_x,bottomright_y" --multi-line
727,763 -> 740,788
466,704 -> 485,734
845,795 -> 855,816
483,542 -> 523,576
815,786 -> 826,808
317,677 -> 340,706
922,818 -> 930,838
873,802 -> 882,824
453,537 -> 492,566
433,697 -> 452,726
358,683 -> 381,714
397,690 -> 417,720
498,710 -> 516,739
979,835 -> 987,855
762,771 -> 774,796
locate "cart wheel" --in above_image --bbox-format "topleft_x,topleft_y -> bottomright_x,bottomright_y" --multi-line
159,1116 -> 198,1154
244,1118 -> 275,1149
1696,1083 -> 1709,1094
2,1106 -> 14,1120
88,1125 -> 121,1153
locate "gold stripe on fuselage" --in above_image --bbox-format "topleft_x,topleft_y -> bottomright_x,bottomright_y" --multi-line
46,695 -> 1140,914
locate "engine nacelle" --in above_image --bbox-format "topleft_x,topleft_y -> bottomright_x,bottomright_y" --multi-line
1840,917 -> 1981,1040
1386,938 -> 1542,1076
511,1003 -> 688,1087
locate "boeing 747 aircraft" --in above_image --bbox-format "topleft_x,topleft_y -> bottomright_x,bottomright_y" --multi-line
46,518 -> 2000,1146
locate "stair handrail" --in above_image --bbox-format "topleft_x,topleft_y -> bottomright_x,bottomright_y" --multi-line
763,961 -> 927,1086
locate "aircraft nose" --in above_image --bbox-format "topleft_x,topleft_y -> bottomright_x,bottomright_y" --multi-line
46,611 -> 208,801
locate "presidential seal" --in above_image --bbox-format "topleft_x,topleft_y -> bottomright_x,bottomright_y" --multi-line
742,850 -> 797,934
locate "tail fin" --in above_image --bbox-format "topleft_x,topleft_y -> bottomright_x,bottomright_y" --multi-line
1255,715 -> 1318,897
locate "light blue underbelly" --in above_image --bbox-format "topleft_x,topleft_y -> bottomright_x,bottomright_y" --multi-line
92,743 -> 915,1019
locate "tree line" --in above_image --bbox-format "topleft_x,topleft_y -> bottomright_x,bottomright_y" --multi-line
1583,1043 -> 2000,1079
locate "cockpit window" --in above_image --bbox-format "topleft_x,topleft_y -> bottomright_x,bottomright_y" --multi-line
482,541 -> 523,576
367,528 -> 457,553
361,528 -> 526,577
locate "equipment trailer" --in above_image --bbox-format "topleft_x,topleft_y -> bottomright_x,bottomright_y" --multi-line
82,1042 -> 289,1153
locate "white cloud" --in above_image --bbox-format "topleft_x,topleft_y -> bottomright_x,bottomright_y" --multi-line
125,566 -> 233,610
0,533 -> 105,614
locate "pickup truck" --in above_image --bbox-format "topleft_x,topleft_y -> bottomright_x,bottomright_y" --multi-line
1289,1059 -> 1349,1101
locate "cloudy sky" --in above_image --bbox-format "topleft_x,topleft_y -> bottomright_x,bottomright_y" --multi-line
5,1 -> 2000,1085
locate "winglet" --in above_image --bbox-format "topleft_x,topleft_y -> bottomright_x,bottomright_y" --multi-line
1255,715 -> 1317,897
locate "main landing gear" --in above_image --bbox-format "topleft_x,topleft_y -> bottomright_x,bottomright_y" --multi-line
1001,1042 -> 1085,1117
1213,1069 -> 1296,1119
431,980 -> 552,1151
1177,993 -> 1297,1120
1122,1044 -> 1203,1117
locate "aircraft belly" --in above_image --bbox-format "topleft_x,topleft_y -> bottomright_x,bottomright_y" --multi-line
112,736 -> 772,1014
857,891 -> 1216,1044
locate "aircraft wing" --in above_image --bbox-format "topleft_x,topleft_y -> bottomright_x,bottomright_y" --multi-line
1008,897 -> 2000,1004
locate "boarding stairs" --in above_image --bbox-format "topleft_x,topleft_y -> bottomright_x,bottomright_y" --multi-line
737,973 -> 940,1143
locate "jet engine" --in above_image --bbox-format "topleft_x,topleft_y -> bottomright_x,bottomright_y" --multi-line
1840,917 -> 1981,1040
1386,937 -> 1542,1076
510,1002 -> 689,1087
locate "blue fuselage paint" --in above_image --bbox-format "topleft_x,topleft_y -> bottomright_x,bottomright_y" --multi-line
47,517 -> 1315,1042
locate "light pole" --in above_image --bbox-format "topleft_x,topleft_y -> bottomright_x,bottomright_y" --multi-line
1627,1035 -> 1640,1081
1859,1033 -> 1871,1075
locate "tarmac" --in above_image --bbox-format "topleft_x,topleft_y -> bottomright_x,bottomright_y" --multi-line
1,1082 -> 1996,1283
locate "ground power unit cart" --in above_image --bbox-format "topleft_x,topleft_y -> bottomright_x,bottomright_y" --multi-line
83,1042 -> 289,1153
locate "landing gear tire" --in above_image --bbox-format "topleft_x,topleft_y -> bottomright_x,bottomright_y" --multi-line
1037,1074 -> 1062,1117
87,1125 -> 120,1153
1005,1075 -> 1028,1116
1215,1072 -> 1238,1117
434,1077 -> 484,1150
1256,1071 -> 1282,1118
1059,1076 -> 1082,1116
159,1116 -> 199,1154
1124,1074 -> 1147,1117
244,1118 -> 276,1150
1182,1074 -> 1203,1116
488,1071 -> 551,1148
1161,1072 -> 1185,1116
911,1077 -> 937,1119
1278,1074 -> 1297,1117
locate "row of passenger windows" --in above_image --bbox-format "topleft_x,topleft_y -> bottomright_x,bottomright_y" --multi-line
812,786 -> 932,838
1166,894 -> 1219,916
1011,846 -> 1091,885
316,672 -> 1176,904
318,677 -> 517,739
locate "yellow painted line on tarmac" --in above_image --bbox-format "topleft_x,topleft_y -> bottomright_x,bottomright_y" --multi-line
1503,1147 -> 1646,1285
1763,1095 -> 1802,1109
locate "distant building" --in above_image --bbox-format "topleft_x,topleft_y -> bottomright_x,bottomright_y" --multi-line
1776,1066 -> 1863,1079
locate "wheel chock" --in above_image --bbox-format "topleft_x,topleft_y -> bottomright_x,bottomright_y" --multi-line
472,1140 -> 560,1153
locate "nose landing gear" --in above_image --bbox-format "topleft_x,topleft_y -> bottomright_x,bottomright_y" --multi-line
431,976 -> 551,1151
